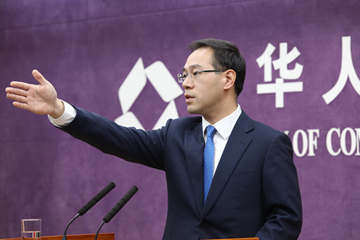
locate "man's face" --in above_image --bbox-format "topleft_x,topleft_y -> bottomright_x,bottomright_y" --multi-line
182,47 -> 225,119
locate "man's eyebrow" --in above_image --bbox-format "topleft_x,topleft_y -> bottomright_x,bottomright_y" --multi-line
183,64 -> 203,72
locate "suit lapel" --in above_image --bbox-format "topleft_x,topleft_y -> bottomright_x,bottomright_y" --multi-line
185,121 -> 205,214
201,112 -> 254,218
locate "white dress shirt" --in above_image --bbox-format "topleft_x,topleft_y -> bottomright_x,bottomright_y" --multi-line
48,100 -> 76,127
202,104 -> 242,176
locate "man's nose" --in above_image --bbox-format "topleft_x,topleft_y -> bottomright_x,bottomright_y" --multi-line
182,75 -> 193,88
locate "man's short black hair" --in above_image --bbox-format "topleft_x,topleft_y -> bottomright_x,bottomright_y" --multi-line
188,38 -> 246,96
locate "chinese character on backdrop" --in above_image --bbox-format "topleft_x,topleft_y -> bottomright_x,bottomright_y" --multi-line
256,42 -> 303,108
322,36 -> 360,104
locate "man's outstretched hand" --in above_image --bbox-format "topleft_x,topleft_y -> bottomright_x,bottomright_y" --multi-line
5,70 -> 65,118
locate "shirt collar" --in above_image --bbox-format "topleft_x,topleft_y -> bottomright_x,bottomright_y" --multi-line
202,104 -> 242,140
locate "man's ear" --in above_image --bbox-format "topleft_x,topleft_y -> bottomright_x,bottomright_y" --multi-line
223,69 -> 236,90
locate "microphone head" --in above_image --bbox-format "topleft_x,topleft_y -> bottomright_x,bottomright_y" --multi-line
103,186 -> 138,223
98,182 -> 116,197
77,182 -> 116,216
123,186 -> 138,202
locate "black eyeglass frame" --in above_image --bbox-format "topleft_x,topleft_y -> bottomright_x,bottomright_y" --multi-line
177,69 -> 226,83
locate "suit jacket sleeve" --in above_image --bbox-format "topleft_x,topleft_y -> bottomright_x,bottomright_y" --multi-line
59,106 -> 167,170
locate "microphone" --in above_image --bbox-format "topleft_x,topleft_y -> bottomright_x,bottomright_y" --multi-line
77,182 -> 116,216
62,182 -> 116,240
95,186 -> 138,240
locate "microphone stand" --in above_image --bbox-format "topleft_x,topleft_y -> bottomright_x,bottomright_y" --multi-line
94,221 -> 106,240
94,186 -> 138,240
62,213 -> 80,240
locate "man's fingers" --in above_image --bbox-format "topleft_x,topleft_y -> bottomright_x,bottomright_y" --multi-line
32,69 -> 48,85
12,101 -> 30,111
9,81 -> 31,91
5,86 -> 28,97
7,93 -> 28,104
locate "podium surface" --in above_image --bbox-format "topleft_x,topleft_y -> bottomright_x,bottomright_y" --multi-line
203,238 -> 258,240
0,233 -> 114,240
1,233 -> 258,240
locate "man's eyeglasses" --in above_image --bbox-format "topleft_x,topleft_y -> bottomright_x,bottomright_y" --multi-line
177,69 -> 226,83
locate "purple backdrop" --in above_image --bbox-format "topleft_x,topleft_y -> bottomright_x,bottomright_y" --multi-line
1,0 -> 359,239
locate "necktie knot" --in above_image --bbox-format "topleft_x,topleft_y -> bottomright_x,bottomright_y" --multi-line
206,125 -> 216,139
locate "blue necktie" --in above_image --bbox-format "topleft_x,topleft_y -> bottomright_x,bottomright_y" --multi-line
204,125 -> 216,203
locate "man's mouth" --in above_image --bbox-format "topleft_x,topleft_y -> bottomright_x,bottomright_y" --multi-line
184,93 -> 194,102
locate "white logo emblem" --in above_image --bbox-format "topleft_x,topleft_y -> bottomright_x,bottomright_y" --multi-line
115,58 -> 183,129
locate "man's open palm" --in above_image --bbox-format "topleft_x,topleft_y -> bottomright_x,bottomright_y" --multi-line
5,70 -> 63,118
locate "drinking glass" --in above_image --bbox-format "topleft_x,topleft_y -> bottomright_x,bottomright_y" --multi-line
21,219 -> 41,240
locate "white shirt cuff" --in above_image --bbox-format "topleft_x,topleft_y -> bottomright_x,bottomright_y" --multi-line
48,100 -> 77,127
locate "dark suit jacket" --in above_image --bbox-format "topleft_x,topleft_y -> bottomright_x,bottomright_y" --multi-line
61,106 -> 302,240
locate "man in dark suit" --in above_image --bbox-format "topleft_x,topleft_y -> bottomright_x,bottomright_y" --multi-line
6,39 -> 302,239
